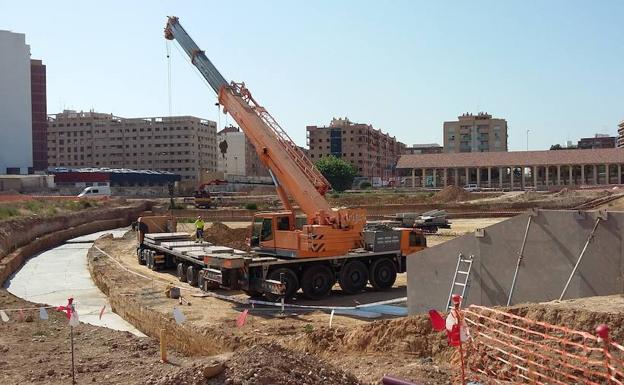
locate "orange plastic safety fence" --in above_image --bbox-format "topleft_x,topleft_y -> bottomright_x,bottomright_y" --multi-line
460,305 -> 624,385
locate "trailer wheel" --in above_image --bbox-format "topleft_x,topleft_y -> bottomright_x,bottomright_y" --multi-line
266,268 -> 299,301
301,265 -> 335,300
197,271 -> 206,291
369,257 -> 397,290
186,266 -> 198,287
338,260 -> 369,294
137,248 -> 146,265
146,251 -> 154,270
176,263 -> 187,282
137,249 -> 143,265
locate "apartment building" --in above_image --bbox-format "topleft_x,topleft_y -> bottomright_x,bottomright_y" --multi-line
47,110 -> 218,181
444,112 -> 508,153
617,121 -> 624,148
306,117 -> 405,179
577,134 -> 616,150
0,30 -> 33,174
216,126 -> 269,177
31,59 -> 47,171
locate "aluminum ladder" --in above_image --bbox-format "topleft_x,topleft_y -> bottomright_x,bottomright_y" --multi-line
446,253 -> 474,310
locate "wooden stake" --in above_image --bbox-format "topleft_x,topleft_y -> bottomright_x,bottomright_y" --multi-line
160,328 -> 168,363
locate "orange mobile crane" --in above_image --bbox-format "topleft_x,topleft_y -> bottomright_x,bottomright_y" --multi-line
135,17 -> 426,300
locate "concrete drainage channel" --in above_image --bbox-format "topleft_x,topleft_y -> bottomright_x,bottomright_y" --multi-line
3,228 -> 145,336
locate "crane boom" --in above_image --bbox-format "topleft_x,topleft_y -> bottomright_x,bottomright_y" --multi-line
165,16 -> 337,224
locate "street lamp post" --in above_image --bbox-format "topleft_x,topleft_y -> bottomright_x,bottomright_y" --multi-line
526,129 -> 530,151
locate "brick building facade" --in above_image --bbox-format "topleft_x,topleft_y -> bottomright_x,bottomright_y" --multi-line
444,112 -> 508,153
306,117 -> 405,179
31,59 -> 47,171
47,110 -> 217,181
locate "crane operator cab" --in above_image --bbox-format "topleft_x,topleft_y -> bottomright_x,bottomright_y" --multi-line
250,212 -> 301,257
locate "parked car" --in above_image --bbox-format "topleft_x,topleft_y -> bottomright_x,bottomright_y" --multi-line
463,184 -> 479,192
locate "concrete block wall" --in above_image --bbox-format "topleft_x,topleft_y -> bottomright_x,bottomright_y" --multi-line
407,210 -> 624,314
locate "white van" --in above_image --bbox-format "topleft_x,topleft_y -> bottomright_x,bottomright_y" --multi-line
77,185 -> 111,197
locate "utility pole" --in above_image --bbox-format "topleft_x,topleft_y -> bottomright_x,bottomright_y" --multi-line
526,129 -> 530,151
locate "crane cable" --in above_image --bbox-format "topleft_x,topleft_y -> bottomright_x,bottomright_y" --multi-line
166,40 -> 172,116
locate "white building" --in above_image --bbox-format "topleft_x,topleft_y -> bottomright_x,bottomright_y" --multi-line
0,31 -> 33,174
217,126 -> 247,176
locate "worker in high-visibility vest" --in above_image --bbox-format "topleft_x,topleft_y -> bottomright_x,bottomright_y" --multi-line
194,215 -> 205,243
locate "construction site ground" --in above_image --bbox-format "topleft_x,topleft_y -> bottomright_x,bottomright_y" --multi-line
3,188 -> 624,384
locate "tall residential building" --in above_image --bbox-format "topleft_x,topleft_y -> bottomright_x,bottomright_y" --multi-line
216,126 -> 269,177
577,134 -> 616,150
47,110 -> 218,181
0,30 -> 33,174
306,117 -> 405,179
618,120 -> 624,148
31,59 -> 47,171
444,112 -> 508,153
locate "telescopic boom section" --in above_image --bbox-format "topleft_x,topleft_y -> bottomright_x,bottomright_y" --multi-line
165,17 -> 336,224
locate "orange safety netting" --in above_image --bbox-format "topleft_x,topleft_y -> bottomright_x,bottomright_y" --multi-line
460,305 -> 624,385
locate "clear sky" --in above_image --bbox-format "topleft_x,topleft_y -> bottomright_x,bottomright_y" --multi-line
2,1 -> 622,150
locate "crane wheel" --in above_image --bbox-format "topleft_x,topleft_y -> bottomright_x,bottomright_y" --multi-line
177,263 -> 188,282
186,266 -> 198,287
338,260 -> 369,294
266,267 -> 299,302
301,265 -> 335,300
369,257 -> 397,290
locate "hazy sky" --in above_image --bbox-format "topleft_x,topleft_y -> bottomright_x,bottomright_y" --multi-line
2,1 -> 623,150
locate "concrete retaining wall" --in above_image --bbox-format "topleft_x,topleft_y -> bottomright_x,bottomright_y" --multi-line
407,209 -> 624,314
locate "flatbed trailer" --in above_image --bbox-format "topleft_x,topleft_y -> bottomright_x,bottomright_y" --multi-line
137,230 -> 420,301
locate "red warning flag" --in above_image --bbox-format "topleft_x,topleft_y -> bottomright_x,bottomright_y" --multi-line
429,309 -> 445,331
236,309 -> 249,327
99,305 -> 106,320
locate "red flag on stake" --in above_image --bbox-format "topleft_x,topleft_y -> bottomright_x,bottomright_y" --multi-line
99,305 -> 106,320
236,309 -> 249,327
18,309 -> 24,322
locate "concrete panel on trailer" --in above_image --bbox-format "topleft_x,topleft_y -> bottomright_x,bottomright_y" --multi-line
144,232 -> 191,241
407,210 -> 624,315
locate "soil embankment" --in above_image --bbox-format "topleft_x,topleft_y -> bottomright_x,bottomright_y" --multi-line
0,201 -> 150,285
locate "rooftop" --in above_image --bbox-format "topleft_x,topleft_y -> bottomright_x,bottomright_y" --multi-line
397,148 -> 624,169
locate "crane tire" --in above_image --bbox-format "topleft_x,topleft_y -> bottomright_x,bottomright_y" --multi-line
266,267 -> 299,302
369,257 -> 397,290
339,260 -> 369,294
301,265 -> 335,300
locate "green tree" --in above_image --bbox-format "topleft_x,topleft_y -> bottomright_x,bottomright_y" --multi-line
315,156 -> 357,192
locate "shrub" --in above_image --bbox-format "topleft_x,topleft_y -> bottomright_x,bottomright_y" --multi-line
245,202 -> 258,210
0,206 -> 20,220
315,156 -> 357,192
359,181 -> 372,189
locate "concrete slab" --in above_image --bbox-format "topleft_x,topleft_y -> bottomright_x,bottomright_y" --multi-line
4,229 -> 145,336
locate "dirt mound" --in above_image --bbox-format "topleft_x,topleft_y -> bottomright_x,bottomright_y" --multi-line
156,343 -> 361,385
433,186 -> 475,203
203,222 -> 250,251
300,314 -> 449,360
